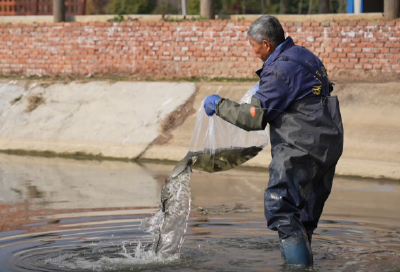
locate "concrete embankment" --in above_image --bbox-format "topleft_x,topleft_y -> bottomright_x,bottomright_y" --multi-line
0,79 -> 399,180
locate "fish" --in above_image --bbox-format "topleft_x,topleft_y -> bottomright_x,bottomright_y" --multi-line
143,146 -> 263,258
151,156 -> 196,258
173,145 -> 263,175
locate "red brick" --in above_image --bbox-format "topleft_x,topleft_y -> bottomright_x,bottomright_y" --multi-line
347,53 -> 356,58
363,64 -> 373,69
1,20 -> 399,78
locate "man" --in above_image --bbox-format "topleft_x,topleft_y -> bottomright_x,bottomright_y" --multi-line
204,15 -> 343,266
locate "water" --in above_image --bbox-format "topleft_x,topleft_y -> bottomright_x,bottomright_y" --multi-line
0,154 -> 400,271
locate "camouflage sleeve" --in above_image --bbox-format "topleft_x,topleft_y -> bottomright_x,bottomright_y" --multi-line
215,96 -> 266,131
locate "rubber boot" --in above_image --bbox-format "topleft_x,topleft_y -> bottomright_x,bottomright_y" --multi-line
281,235 -> 313,266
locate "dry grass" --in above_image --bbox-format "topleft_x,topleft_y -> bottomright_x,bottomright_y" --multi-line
10,95 -> 22,105
25,94 -> 45,112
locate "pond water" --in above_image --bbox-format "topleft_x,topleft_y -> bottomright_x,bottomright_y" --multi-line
0,154 -> 399,272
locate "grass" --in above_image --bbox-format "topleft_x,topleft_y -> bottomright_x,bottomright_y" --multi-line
105,14 -> 210,23
163,15 -> 209,22
25,94 -> 45,112
10,95 -> 22,105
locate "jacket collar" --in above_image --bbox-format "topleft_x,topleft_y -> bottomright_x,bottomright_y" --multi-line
255,36 -> 294,78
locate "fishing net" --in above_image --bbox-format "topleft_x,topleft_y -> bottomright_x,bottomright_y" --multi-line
188,84 -> 269,173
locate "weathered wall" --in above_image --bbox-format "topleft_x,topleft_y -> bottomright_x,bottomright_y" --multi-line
1,17 -> 400,78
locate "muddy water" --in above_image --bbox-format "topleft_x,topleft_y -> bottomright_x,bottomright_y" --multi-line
0,154 -> 399,272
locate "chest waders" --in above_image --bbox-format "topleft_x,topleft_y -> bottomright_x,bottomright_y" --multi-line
214,40 -> 344,266
265,57 -> 344,266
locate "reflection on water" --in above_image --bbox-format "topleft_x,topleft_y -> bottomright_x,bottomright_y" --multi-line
0,154 -> 399,271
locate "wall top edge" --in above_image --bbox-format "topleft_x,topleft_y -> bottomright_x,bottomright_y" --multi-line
0,13 -> 390,25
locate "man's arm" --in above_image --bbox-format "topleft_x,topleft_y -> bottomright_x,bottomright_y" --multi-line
215,96 -> 265,131
215,72 -> 292,131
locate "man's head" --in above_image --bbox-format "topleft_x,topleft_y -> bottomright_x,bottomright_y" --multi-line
247,15 -> 286,62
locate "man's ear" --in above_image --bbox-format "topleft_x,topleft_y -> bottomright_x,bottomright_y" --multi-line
262,39 -> 273,51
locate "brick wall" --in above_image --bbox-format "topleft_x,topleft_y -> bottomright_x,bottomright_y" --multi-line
1,20 -> 399,79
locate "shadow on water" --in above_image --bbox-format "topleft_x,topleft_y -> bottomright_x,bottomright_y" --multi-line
0,154 -> 399,271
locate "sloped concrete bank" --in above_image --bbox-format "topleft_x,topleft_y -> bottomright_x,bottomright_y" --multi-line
0,80 -> 399,180
0,80 -> 196,159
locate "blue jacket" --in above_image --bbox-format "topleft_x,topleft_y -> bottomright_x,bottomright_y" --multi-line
216,36 -> 331,131
254,36 -> 330,125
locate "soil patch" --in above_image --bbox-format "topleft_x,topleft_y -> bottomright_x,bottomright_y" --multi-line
25,94 -> 45,112
152,89 -> 197,145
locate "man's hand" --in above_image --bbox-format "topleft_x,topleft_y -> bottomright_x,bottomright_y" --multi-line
204,94 -> 221,116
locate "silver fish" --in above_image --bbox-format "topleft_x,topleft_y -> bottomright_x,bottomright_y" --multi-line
150,156 -> 196,258
144,146 -> 263,258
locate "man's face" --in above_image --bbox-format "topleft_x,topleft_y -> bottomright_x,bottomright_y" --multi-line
248,37 -> 274,63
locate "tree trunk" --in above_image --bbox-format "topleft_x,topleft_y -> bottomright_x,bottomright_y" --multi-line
53,0 -> 65,22
241,0 -> 246,14
181,0 -> 187,15
261,0 -> 265,14
384,0 -> 399,19
338,0 -> 343,13
201,0 -> 215,19
308,0 -> 313,14
280,0 -> 289,14
298,0 -> 303,14
318,0 -> 330,13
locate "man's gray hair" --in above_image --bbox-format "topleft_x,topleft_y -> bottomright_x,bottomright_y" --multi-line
247,15 -> 285,46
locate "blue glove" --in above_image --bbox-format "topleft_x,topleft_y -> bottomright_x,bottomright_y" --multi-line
204,94 -> 221,116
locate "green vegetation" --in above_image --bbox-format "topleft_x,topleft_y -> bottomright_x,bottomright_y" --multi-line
107,14 -> 125,22
107,0 -> 157,15
171,0 -> 345,16
187,0 -> 200,15
86,0 -> 345,15
86,0 -> 109,15
163,15 -> 209,22
162,16 -> 185,22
